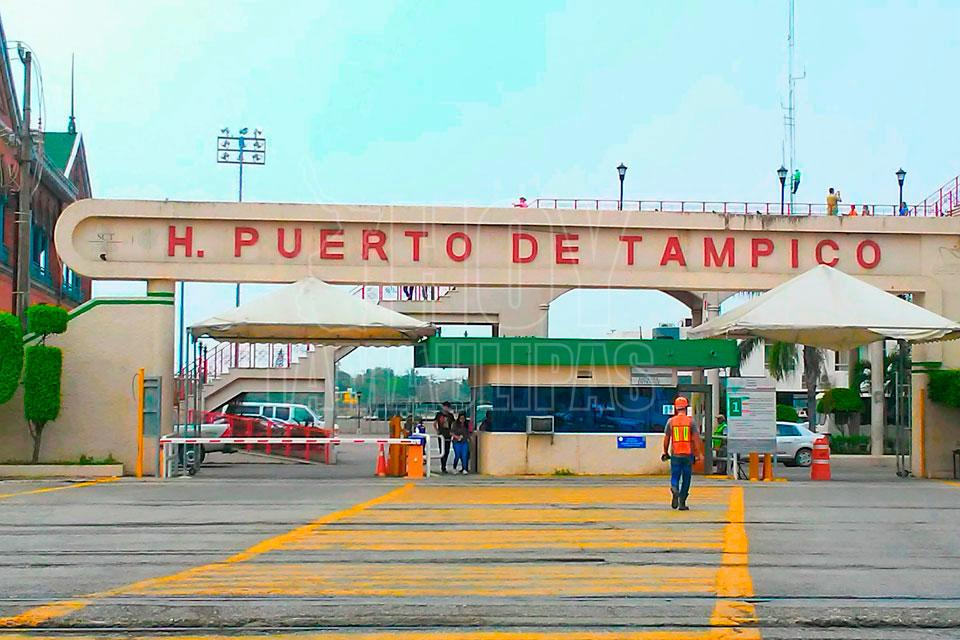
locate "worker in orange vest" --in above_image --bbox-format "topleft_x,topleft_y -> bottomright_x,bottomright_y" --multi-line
661,396 -> 703,511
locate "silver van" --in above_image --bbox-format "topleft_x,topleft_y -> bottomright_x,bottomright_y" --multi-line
229,402 -> 322,427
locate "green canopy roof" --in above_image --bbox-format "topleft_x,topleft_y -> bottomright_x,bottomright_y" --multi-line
414,336 -> 739,369
42,132 -> 78,173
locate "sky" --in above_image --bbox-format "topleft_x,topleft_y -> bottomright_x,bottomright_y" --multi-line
2,0 -> 959,373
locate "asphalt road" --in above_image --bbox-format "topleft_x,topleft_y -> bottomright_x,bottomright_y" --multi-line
0,457 -> 957,640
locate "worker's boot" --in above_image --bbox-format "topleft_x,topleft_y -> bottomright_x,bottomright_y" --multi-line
678,496 -> 689,511
670,489 -> 679,510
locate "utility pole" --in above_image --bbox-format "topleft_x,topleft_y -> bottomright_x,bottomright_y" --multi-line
12,49 -> 33,326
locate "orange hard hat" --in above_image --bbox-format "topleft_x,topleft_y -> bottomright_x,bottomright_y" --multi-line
674,396 -> 689,410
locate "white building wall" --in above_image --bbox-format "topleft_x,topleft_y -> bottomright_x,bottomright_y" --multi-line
738,342 -> 853,396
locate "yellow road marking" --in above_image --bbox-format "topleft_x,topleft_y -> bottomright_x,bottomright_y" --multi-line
710,487 -> 758,631
0,630 -> 749,639
129,562 -> 718,597
938,480 -> 960,488
0,477 -> 118,500
354,505 -> 727,524
391,485 -> 731,505
285,526 -> 724,551
0,483 -> 413,628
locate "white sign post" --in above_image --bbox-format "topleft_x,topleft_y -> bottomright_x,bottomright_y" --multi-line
726,377 -> 777,455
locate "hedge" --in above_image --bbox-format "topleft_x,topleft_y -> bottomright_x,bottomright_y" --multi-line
817,387 -> 862,415
776,404 -> 799,422
0,312 -> 23,404
27,304 -> 68,337
24,345 -> 62,425
928,369 -> 960,408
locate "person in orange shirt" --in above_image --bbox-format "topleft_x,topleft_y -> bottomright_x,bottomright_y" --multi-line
661,396 -> 703,511
848,204 -> 858,216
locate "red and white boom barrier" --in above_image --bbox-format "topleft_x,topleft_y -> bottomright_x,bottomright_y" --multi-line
160,435 -> 432,478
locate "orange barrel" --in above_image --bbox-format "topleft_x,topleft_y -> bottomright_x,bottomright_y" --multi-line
811,436 -> 831,481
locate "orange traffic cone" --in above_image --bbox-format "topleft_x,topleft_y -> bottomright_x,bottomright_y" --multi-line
375,443 -> 388,477
810,436 -> 831,481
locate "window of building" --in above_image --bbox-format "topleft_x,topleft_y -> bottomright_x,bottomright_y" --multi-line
30,222 -> 50,283
61,265 -> 83,301
834,349 -> 848,372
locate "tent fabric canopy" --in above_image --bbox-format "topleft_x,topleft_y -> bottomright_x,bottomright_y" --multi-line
190,278 -> 436,345
687,265 -> 960,351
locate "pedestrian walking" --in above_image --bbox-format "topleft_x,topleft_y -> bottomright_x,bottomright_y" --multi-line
435,412 -> 452,473
451,413 -> 470,474
661,397 -> 703,511
826,188 -> 841,216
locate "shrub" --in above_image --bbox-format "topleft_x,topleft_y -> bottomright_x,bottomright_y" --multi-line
928,370 -> 960,408
776,404 -> 799,422
27,304 -> 68,338
830,434 -> 871,455
23,345 -> 63,463
817,387 -> 862,417
0,312 -> 23,404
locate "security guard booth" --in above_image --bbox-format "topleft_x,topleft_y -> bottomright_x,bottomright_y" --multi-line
413,337 -> 738,475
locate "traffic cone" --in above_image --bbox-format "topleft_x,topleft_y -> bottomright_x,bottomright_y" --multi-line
810,436 -> 831,481
376,443 -> 388,477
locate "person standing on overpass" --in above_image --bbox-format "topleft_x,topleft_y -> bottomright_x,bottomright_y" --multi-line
661,396 -> 703,511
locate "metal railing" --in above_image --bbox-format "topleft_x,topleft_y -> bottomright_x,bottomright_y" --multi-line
533,198 -> 908,216
915,175 -> 960,217
178,342 -> 314,384
358,284 -> 456,303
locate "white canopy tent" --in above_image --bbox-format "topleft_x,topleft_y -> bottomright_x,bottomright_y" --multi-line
190,277 -> 435,345
687,265 -> 960,350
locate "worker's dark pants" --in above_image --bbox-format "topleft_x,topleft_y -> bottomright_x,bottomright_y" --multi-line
440,436 -> 452,471
670,455 -> 694,500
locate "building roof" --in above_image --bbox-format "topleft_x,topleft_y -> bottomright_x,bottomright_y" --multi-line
413,336 -> 739,369
42,131 -> 78,174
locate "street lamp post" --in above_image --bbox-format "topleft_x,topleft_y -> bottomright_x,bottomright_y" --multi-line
896,168 -> 907,215
217,127 -> 267,305
617,163 -> 627,211
777,165 -> 788,215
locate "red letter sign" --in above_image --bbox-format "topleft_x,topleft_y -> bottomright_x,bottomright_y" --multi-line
856,239 -> 881,269
445,232 -> 472,262
320,229 -> 345,260
404,230 -> 428,262
659,236 -> 686,266
750,238 -> 774,268
512,233 -> 538,263
816,239 -> 839,266
168,225 -> 193,257
277,228 -> 301,259
234,227 -> 259,257
704,237 -> 734,267
362,229 -> 388,261
555,234 -> 579,264
619,235 -> 643,266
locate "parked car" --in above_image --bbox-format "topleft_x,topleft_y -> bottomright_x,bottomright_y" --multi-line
225,402 -> 334,431
171,419 -> 236,460
776,421 -> 820,467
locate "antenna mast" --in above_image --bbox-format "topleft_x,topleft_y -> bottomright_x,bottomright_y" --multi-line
785,0 -> 803,213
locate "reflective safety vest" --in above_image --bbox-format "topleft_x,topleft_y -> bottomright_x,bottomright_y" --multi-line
670,414 -> 693,455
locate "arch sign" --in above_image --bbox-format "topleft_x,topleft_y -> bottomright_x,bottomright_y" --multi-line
56,199 -> 953,292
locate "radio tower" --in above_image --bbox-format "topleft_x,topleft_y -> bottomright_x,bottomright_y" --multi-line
784,0 -> 804,214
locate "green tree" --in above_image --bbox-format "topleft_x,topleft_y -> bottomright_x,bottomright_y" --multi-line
738,337 -> 826,428
23,305 -> 68,463
0,312 -> 24,404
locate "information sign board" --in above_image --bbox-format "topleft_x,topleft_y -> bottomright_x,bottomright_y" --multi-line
726,377 -> 777,454
616,435 -> 647,449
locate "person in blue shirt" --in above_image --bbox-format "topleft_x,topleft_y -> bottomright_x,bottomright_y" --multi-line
899,201 -> 910,216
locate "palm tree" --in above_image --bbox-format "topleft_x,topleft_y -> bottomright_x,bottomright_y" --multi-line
737,338 -> 826,427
